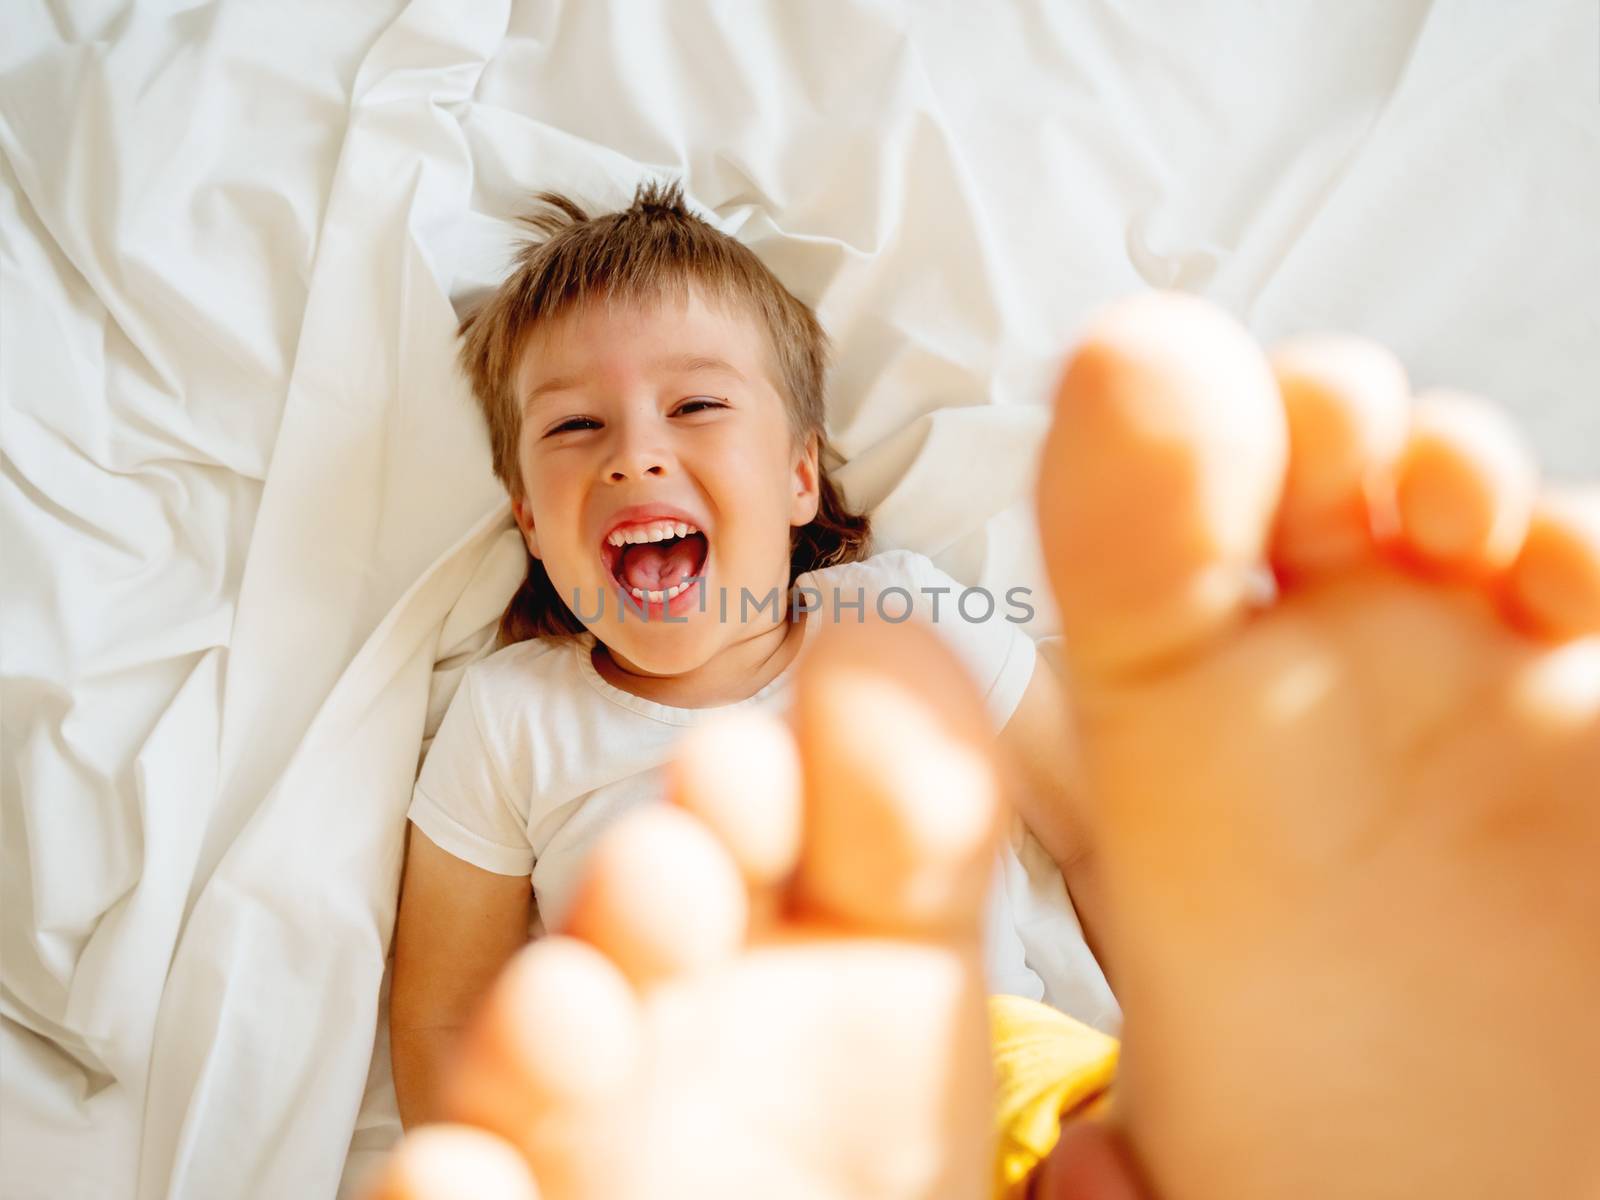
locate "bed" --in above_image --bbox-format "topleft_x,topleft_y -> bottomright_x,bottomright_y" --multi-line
2,1 -> 1596,1196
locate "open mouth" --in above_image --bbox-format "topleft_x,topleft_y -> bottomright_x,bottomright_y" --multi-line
600,518 -> 710,606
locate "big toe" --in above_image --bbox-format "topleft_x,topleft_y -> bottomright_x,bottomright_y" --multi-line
791,618 -> 1003,939
1037,291 -> 1288,681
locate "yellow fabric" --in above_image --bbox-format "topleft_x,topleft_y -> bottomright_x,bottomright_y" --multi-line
989,994 -> 1120,1198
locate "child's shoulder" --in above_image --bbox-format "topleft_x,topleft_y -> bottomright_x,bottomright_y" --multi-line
801,547 -> 946,592
457,635 -> 586,706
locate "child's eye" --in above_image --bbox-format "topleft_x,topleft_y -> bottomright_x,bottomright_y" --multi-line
674,396 -> 727,416
546,417 -> 601,437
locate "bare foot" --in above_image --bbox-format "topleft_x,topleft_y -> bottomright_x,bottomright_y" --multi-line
1037,293 -> 1600,1199
369,619 -> 1005,1200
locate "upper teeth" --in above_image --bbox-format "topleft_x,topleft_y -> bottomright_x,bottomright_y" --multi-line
607,520 -> 697,547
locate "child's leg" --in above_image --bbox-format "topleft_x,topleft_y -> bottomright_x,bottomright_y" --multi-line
371,293 -> 1600,1200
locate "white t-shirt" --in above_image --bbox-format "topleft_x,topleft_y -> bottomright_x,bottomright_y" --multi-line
409,549 -> 1043,992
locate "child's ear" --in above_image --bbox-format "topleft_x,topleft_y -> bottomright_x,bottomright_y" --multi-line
790,434 -> 821,526
511,496 -> 542,559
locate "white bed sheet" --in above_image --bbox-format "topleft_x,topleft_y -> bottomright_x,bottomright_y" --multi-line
3,1 -> 1597,1197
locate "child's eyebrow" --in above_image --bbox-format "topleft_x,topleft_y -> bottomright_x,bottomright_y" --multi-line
657,354 -> 746,381
521,355 -> 747,413
524,375 -> 582,409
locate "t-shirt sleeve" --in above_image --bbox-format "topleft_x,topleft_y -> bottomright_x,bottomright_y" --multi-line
407,668 -> 535,876
848,551 -> 1038,728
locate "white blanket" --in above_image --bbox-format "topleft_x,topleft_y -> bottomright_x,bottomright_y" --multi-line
3,1 -> 1596,1197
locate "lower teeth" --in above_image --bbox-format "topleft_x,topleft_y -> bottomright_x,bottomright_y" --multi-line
629,579 -> 690,603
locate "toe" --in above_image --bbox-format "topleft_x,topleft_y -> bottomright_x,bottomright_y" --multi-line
1037,291 -> 1288,681
441,940 -> 640,1139
1506,489 -> 1600,637
1268,335 -> 1409,578
1394,390 -> 1537,575
564,805 -> 749,983
364,1126 -> 538,1200
790,618 -> 1001,938
663,712 -> 802,887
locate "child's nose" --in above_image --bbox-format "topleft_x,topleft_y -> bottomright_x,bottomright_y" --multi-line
602,425 -> 670,483
607,459 -> 666,483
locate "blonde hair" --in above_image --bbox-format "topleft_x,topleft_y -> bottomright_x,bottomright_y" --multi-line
456,180 -> 870,643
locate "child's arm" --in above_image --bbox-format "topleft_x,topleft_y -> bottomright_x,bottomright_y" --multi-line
997,639 -> 1107,965
390,823 -> 533,1128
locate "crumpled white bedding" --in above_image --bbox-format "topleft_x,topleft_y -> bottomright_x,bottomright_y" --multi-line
2,1 -> 1596,1197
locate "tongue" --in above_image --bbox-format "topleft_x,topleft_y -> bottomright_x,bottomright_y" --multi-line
619,539 -> 701,591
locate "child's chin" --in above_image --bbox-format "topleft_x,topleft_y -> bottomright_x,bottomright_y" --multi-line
600,624 -> 717,677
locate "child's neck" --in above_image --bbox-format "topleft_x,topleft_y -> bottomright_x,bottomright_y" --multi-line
593,611 -> 808,709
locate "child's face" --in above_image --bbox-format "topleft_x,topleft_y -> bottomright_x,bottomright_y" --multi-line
511,289 -> 820,675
